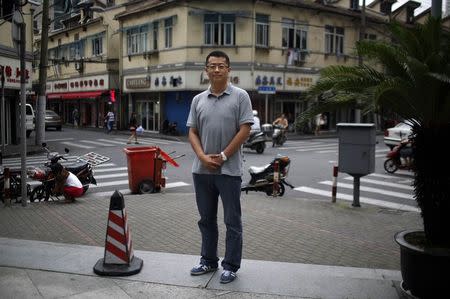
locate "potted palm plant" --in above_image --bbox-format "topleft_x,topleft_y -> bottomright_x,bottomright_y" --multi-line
298,17 -> 450,298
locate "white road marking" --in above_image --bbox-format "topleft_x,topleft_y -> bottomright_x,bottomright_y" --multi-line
319,181 -> 413,199
294,186 -> 418,212
343,177 -> 413,190
61,142 -> 95,149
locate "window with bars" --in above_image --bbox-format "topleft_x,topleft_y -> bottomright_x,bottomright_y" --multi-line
127,25 -> 148,54
92,35 -> 103,56
325,25 -> 344,55
204,14 -> 235,46
282,18 -> 308,61
165,18 -> 173,48
69,41 -> 84,59
153,21 -> 159,50
256,14 -> 269,47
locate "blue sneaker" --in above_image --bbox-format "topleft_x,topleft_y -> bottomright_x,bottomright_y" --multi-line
220,270 -> 237,283
190,264 -> 217,276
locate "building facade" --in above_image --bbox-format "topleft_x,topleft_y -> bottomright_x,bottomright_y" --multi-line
41,0 -> 125,129
34,0 -> 447,135
0,1 -> 34,146
116,0 -> 395,134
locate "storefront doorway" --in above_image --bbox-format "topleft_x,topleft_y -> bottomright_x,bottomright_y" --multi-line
136,100 -> 160,132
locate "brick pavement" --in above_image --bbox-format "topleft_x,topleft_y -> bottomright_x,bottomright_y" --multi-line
0,191 -> 421,270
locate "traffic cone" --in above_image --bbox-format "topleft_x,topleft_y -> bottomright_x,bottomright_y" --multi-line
93,190 -> 143,276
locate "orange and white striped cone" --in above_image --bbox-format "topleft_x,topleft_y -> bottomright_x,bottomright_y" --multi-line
94,190 -> 143,276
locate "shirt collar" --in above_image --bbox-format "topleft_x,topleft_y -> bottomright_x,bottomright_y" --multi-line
207,83 -> 232,97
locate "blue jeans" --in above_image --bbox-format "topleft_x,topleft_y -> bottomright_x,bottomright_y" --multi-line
193,173 -> 242,272
107,121 -> 114,133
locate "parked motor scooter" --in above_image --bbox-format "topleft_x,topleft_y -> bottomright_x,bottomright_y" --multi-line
27,143 -> 97,202
243,131 -> 266,154
0,168 -> 31,203
383,140 -> 414,173
272,125 -> 287,147
241,155 -> 294,196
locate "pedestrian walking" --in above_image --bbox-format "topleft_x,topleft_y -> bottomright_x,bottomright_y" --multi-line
315,113 -> 325,136
104,110 -> 115,134
72,108 -> 79,128
127,112 -> 139,144
186,50 -> 254,284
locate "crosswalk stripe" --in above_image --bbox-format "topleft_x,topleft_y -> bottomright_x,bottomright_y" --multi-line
343,177 -> 413,190
61,141 -> 95,149
80,140 -> 116,146
278,142 -> 324,150
319,181 -> 413,200
369,172 -> 414,179
375,154 -> 386,158
97,139 -> 129,145
46,138 -> 75,142
317,149 -> 338,153
113,138 -> 170,145
91,180 -> 129,188
375,148 -> 389,153
93,163 -> 116,168
294,186 -> 419,212
95,173 -> 129,180
94,167 -> 128,173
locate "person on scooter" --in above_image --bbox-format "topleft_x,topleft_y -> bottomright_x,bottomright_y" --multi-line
52,163 -> 83,203
399,138 -> 413,167
273,113 -> 288,130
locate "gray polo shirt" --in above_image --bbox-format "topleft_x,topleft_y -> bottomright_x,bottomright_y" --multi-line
186,84 -> 254,176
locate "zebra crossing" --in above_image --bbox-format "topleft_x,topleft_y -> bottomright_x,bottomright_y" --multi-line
1,155 -> 191,198
278,140 -> 390,158
294,171 -> 418,212
52,136 -> 183,150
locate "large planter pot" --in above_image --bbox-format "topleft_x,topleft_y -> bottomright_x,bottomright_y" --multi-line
395,230 -> 450,298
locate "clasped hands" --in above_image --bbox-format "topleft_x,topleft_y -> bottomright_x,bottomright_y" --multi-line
201,153 -> 225,171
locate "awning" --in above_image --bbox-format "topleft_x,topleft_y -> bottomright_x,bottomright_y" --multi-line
47,91 -> 104,99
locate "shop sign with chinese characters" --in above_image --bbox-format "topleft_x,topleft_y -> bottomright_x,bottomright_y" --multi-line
49,75 -> 109,92
0,57 -> 32,89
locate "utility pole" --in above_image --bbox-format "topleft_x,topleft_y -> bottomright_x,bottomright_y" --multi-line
1,65 -> 5,155
355,0 -> 366,123
36,0 -> 50,146
431,0 -> 442,17
19,14 -> 27,207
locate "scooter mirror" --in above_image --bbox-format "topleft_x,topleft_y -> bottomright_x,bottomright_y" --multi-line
42,142 -> 47,147
64,148 -> 70,153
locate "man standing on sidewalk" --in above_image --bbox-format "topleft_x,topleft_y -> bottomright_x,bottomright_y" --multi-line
186,50 -> 253,284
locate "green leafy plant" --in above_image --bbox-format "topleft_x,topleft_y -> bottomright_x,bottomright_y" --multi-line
299,17 -> 450,246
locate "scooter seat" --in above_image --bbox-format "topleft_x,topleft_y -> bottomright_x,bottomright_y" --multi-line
249,164 -> 270,174
66,162 -> 88,174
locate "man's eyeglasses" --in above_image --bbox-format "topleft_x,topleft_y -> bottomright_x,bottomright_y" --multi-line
206,64 -> 229,71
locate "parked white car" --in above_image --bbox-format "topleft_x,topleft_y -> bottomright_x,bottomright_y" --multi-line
25,104 -> 35,138
384,121 -> 412,149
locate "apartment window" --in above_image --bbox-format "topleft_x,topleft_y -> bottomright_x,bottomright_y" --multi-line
92,35 -> 103,56
282,18 -> 308,49
1,0 -> 14,21
69,41 -> 84,59
256,14 -> 269,47
350,0 -> 359,10
325,25 -> 344,55
165,18 -> 173,48
153,21 -> 159,50
127,25 -> 148,54
204,14 -> 235,46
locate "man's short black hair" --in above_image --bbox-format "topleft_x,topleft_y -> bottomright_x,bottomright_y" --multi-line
205,51 -> 230,66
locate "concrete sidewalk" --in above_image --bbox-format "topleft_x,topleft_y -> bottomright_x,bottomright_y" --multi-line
0,238 -> 405,299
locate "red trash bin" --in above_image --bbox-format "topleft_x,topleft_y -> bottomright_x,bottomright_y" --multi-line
123,146 -> 179,194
